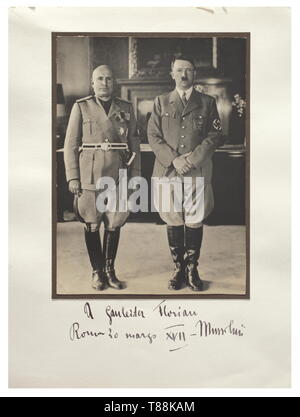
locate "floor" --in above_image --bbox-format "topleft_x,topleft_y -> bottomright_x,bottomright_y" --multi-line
55,221 -> 247,297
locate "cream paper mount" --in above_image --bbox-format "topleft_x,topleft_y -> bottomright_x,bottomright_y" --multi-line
9,7 -> 290,388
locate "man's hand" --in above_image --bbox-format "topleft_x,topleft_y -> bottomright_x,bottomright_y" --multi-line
69,179 -> 82,196
173,153 -> 194,175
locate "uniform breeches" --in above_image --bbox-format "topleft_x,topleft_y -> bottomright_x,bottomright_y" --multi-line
77,188 -> 130,232
153,172 -> 214,228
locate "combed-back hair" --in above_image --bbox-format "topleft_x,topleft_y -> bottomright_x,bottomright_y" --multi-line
171,55 -> 195,69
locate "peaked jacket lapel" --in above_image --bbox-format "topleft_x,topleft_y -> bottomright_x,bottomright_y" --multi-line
92,96 -> 109,123
92,96 -> 122,122
182,88 -> 202,116
169,89 -> 184,115
108,98 -> 121,119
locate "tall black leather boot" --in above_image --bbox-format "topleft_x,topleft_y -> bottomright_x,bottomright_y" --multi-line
103,228 -> 123,290
84,229 -> 106,291
185,226 -> 204,291
167,225 -> 185,290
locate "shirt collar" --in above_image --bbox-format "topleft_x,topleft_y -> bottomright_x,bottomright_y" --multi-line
95,95 -> 112,105
176,86 -> 193,101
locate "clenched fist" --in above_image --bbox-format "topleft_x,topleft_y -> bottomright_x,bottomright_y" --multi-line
69,179 -> 82,196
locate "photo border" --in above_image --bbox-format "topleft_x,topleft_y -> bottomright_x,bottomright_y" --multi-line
52,31 -> 250,300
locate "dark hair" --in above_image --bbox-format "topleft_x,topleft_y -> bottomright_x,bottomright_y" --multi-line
171,55 -> 195,69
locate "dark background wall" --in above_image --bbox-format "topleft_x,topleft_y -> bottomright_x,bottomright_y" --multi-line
91,37 -> 129,96
56,36 -> 247,115
57,36 -> 91,115
218,38 -> 247,98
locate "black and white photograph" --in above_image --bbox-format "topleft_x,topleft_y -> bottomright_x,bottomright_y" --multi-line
53,33 -> 249,298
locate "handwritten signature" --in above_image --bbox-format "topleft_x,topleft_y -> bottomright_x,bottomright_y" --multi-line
69,301 -> 246,352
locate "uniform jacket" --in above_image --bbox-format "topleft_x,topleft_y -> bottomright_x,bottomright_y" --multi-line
147,88 -> 225,183
64,95 -> 141,191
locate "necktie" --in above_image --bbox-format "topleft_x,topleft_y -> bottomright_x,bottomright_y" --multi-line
182,92 -> 188,107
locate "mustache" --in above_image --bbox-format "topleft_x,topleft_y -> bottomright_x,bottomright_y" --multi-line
181,77 -> 188,81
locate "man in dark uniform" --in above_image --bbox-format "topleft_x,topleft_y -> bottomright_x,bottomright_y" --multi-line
147,56 -> 225,292
64,65 -> 140,291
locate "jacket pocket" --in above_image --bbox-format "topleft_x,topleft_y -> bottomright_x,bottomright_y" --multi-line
161,112 -> 170,130
193,113 -> 206,131
82,119 -> 92,136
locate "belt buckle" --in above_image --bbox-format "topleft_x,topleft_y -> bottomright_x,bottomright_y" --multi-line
101,139 -> 110,152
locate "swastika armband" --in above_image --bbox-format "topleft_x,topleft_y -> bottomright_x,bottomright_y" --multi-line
213,118 -> 222,131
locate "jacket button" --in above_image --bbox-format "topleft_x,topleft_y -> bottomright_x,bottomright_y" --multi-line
181,126 -> 185,129
181,135 -> 185,138
180,144 -> 185,148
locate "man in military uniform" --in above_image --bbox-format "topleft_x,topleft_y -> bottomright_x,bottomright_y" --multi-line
147,56 -> 225,291
64,65 -> 140,291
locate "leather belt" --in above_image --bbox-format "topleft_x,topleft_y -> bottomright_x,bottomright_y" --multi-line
80,141 -> 129,152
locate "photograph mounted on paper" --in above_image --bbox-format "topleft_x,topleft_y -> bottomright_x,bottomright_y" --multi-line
53,33 -> 249,298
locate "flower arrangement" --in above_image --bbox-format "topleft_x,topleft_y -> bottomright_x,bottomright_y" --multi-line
232,93 -> 246,118
229,93 -> 246,145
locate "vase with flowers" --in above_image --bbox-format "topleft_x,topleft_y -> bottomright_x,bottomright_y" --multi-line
229,93 -> 246,145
